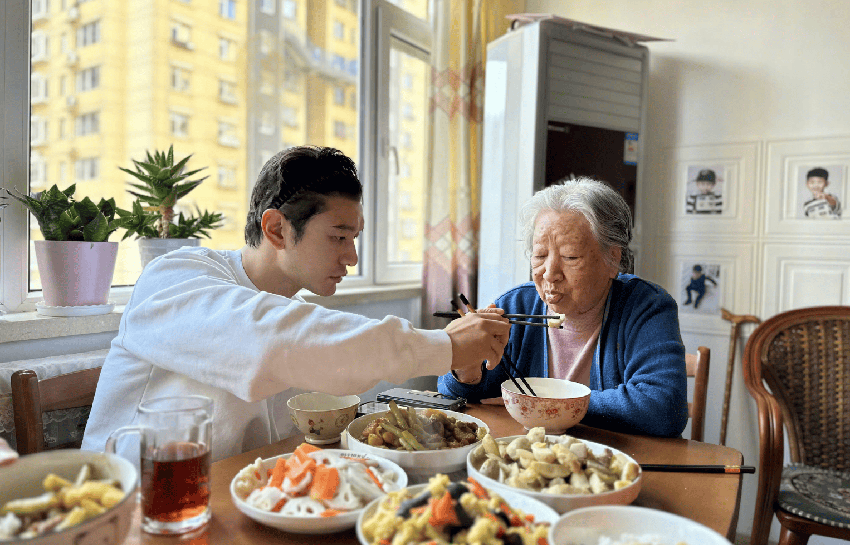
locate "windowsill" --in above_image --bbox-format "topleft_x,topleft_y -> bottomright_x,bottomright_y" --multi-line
0,283 -> 422,345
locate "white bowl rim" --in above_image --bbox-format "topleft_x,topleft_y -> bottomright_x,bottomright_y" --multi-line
501,377 -> 591,400
345,408 -> 488,458
287,392 -> 361,411
229,448 -> 407,524
467,434 -> 642,501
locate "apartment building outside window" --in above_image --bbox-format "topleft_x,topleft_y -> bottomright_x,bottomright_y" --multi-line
259,30 -> 273,55
217,121 -> 239,147
32,0 -> 49,20
219,37 -> 235,61
32,31 -> 49,62
171,66 -> 191,92
217,166 -> 237,189
219,79 -> 237,103
170,112 -> 189,138
333,20 -> 345,40
76,66 -> 100,92
259,112 -> 274,135
31,117 -> 47,146
219,0 -> 236,20
334,120 -> 347,139
334,85 -> 346,105
31,73 -> 48,103
76,20 -> 100,47
75,111 -> 99,136
171,21 -> 192,48
74,158 -> 99,182
31,153 -> 47,187
282,107 -> 298,128
259,0 -> 274,15
282,0 -> 296,19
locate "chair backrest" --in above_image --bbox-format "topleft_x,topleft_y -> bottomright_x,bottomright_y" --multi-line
11,367 -> 102,455
743,306 -> 850,470
685,346 -> 710,442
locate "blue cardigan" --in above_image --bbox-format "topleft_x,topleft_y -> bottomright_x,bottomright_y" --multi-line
438,275 -> 689,437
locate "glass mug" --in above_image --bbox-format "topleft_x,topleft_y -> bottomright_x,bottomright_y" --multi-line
106,395 -> 213,535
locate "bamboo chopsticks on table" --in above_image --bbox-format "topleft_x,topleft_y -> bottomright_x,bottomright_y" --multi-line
454,293 -> 537,397
640,464 -> 756,474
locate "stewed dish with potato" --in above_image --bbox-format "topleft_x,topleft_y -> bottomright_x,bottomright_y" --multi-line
359,402 -> 483,451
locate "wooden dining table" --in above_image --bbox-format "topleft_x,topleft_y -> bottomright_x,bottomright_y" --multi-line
125,404 -> 745,544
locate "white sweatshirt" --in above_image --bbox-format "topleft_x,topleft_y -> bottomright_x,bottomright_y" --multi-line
81,247 -> 451,462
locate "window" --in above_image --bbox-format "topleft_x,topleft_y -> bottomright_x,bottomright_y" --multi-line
170,112 -> 189,137
333,20 -> 344,40
333,85 -> 346,105
2,0 -> 431,312
259,0 -> 274,15
76,66 -> 100,92
403,73 -> 413,89
219,0 -> 236,20
219,37 -> 235,61
74,111 -> 99,136
259,30 -> 274,55
76,20 -> 100,47
31,73 -> 48,103
219,79 -> 237,103
74,158 -> 99,181
217,121 -> 239,147
403,102 -> 414,120
32,31 -> 49,62
171,66 -> 191,92
171,21 -> 193,48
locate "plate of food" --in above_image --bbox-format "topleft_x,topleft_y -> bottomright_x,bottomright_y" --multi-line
356,473 -> 558,545
229,443 -> 407,534
467,428 -> 642,513
345,402 -> 487,480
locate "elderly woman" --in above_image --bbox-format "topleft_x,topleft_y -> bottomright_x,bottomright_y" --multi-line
438,178 -> 688,437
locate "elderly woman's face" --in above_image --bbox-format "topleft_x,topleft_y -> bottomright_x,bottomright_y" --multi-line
531,210 -> 621,318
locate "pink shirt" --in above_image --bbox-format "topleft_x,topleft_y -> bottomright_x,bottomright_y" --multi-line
547,301 -> 605,386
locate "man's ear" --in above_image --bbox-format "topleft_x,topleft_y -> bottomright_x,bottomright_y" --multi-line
261,209 -> 289,250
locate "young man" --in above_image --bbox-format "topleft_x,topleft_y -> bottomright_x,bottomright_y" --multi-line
685,169 -> 723,214
82,146 -> 510,462
803,167 -> 841,218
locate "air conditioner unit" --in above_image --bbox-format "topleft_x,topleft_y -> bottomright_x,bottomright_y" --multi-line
66,95 -> 77,107
66,51 -> 79,65
68,7 -> 80,21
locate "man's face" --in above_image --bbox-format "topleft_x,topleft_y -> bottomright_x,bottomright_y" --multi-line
530,210 -> 620,318
696,180 -> 715,194
281,195 -> 363,297
806,176 -> 828,194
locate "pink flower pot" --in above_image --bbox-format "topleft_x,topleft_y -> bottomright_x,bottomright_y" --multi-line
34,240 -> 119,307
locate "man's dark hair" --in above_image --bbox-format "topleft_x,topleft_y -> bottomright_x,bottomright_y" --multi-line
245,146 -> 362,247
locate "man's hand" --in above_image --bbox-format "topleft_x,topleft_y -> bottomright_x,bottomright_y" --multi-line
445,306 -> 510,382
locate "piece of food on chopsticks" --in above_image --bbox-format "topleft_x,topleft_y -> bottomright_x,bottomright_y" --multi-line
469,427 -> 640,494
547,313 -> 566,328
0,463 -> 125,540
359,401 -> 483,451
232,443 -> 402,517
360,473 -> 550,545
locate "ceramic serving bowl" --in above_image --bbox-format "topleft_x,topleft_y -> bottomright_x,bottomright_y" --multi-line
230,449 -> 407,534
287,392 -> 360,445
345,408 -> 487,481
0,449 -> 138,544
467,435 -> 642,514
502,378 -> 590,434
548,505 -> 733,545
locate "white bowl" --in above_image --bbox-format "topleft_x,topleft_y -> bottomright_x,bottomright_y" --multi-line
0,449 -> 138,545
549,505 -> 733,545
467,435 -> 642,514
356,482 -> 559,545
229,449 -> 407,534
287,392 -> 360,445
502,378 -> 591,434
345,408 -> 487,480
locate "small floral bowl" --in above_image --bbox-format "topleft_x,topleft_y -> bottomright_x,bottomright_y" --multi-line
287,392 -> 360,445
501,378 -> 590,434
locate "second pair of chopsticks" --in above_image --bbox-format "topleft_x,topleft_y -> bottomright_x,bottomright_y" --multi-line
455,294 -> 537,397
640,464 -> 756,474
434,310 -> 564,329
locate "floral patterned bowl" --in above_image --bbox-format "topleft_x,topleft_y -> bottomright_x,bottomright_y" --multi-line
287,392 -> 360,445
501,378 -> 590,434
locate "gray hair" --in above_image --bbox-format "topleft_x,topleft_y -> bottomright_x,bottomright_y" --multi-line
519,177 -> 634,274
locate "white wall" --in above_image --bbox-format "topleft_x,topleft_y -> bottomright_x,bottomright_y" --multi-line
526,1 -> 850,543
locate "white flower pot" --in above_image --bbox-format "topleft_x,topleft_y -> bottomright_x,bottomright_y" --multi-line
138,238 -> 201,268
34,240 -> 119,307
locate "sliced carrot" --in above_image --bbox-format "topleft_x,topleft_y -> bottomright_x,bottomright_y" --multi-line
254,470 -> 262,480
364,467 -> 384,491
320,509 -> 344,517
311,464 -> 340,501
292,442 -> 321,464
271,497 -> 287,512
269,457 -> 288,489
525,513 -> 535,523
537,538 -> 549,545
428,491 -> 459,527
267,468 -> 273,478
466,477 -> 490,500
286,455 -> 317,487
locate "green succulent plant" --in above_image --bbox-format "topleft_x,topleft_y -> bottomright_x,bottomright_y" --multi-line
0,184 -> 121,242
116,144 -> 224,239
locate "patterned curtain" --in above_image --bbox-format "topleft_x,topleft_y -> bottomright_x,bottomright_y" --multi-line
421,0 -> 523,328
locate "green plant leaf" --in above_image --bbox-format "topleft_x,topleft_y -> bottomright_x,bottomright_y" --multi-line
82,211 -> 111,242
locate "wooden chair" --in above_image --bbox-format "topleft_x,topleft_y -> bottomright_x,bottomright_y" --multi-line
741,306 -> 850,545
686,346 -> 710,442
11,367 -> 102,455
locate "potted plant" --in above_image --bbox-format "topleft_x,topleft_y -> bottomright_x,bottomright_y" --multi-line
116,145 -> 224,267
0,184 -> 122,311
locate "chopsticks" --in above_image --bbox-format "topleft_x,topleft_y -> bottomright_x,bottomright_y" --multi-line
433,311 -> 563,320
640,464 -> 756,474
456,293 -> 537,397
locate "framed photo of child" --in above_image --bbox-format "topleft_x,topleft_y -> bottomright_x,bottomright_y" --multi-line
679,262 -> 721,314
685,165 -> 726,215
796,165 -> 844,219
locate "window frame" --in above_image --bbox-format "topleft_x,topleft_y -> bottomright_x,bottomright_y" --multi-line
0,0 -> 432,313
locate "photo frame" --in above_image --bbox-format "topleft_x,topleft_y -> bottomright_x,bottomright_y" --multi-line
766,136 -> 850,235
663,142 -> 760,236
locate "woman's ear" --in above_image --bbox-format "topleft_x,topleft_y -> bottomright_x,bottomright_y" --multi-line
609,246 -> 623,278
261,209 -> 288,250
